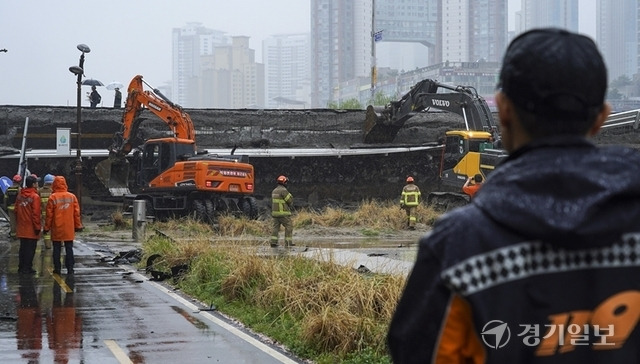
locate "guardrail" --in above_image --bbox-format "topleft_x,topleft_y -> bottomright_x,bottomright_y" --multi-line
602,108 -> 640,130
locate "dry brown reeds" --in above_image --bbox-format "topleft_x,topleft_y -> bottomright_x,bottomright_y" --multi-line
110,210 -> 130,229
142,199 -> 441,362
143,235 -> 407,360
292,199 -> 441,231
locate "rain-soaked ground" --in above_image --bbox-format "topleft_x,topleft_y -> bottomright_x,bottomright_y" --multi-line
0,220 -> 422,363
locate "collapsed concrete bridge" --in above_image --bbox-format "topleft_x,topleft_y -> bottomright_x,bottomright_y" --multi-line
0,105 -> 637,212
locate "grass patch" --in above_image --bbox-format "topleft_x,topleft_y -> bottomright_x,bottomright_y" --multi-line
141,199 -> 442,363
111,210 -> 130,229
144,236 -> 406,363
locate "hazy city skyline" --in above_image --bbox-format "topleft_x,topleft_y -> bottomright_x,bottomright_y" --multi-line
0,1 -> 310,106
1,0 -> 598,106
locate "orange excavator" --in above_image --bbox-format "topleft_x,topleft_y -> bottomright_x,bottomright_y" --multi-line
95,75 -> 258,222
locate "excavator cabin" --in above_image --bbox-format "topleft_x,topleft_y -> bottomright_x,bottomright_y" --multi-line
439,130 -> 505,190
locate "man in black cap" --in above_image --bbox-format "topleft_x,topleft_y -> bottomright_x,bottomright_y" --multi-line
388,28 -> 640,363
15,175 -> 41,274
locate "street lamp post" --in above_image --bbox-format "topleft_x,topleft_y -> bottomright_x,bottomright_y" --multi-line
69,43 -> 90,215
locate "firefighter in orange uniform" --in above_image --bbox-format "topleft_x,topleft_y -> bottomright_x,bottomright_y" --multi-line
44,176 -> 83,275
15,175 -> 41,274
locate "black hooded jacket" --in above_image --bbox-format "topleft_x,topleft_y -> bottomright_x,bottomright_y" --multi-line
388,136 -> 640,363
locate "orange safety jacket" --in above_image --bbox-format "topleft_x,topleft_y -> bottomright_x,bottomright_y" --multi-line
15,186 -> 41,239
44,176 -> 82,242
463,183 -> 482,198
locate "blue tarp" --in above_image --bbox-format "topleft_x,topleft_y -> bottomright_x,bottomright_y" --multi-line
0,176 -> 12,194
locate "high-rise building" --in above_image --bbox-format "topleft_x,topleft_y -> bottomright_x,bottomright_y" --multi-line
310,0 -> 373,108
172,23 -> 228,107
597,0 -> 638,81
375,0 -> 438,71
440,0 -> 508,63
173,24 -> 265,108
521,0 -> 579,32
310,0 -> 507,107
204,36 -> 265,108
263,34 -> 311,109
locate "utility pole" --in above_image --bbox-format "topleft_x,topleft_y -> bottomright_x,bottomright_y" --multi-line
370,0 -> 376,103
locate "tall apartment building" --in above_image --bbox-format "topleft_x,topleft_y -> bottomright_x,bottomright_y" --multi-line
375,0 -> 437,72
263,33 -> 311,109
310,0 -> 373,108
440,0 -> 508,63
173,24 -> 265,108
172,23 -> 228,107
521,0 -> 579,32
311,0 -> 507,107
202,36 -> 265,108
597,0 -> 638,81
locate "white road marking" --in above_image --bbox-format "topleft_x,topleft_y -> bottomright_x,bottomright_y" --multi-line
146,279 -> 299,364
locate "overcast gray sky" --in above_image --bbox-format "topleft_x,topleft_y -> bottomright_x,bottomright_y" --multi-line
508,0 -> 597,37
1,0 -> 596,106
0,1 -> 310,106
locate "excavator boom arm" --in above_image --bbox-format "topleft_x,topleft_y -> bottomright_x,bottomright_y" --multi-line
111,75 -> 196,157
364,79 -> 498,143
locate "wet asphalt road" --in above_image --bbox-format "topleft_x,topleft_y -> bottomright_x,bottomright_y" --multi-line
0,230 -> 303,363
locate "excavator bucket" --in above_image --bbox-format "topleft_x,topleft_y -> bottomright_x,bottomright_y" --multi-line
426,192 -> 470,212
363,105 -> 404,144
95,157 -> 131,196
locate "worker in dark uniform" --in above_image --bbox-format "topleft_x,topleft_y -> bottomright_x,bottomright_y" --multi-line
400,176 -> 421,230
39,174 -> 54,249
270,175 -> 294,248
388,28 -> 640,363
113,87 -> 122,108
4,174 -> 22,239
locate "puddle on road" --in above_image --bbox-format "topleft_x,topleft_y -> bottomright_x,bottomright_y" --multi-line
171,305 -> 210,330
294,237 -> 419,262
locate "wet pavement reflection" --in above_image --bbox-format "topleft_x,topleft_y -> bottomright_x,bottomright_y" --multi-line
0,218 -> 422,363
1,239 -> 85,364
0,228 -> 303,363
16,274 -> 42,363
47,276 -> 82,364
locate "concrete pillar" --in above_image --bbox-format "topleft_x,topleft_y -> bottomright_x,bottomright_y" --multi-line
132,200 -> 146,242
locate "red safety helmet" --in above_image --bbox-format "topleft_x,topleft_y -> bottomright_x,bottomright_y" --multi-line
12,174 -> 22,183
406,176 -> 414,183
277,175 -> 288,184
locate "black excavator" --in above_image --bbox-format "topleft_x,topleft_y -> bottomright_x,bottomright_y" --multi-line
364,78 -> 640,210
364,78 -> 507,210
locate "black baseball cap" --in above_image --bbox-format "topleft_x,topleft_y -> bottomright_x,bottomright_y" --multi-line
25,175 -> 38,186
498,28 -> 607,119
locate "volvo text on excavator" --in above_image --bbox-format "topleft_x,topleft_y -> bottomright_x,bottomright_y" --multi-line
95,75 -> 258,222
